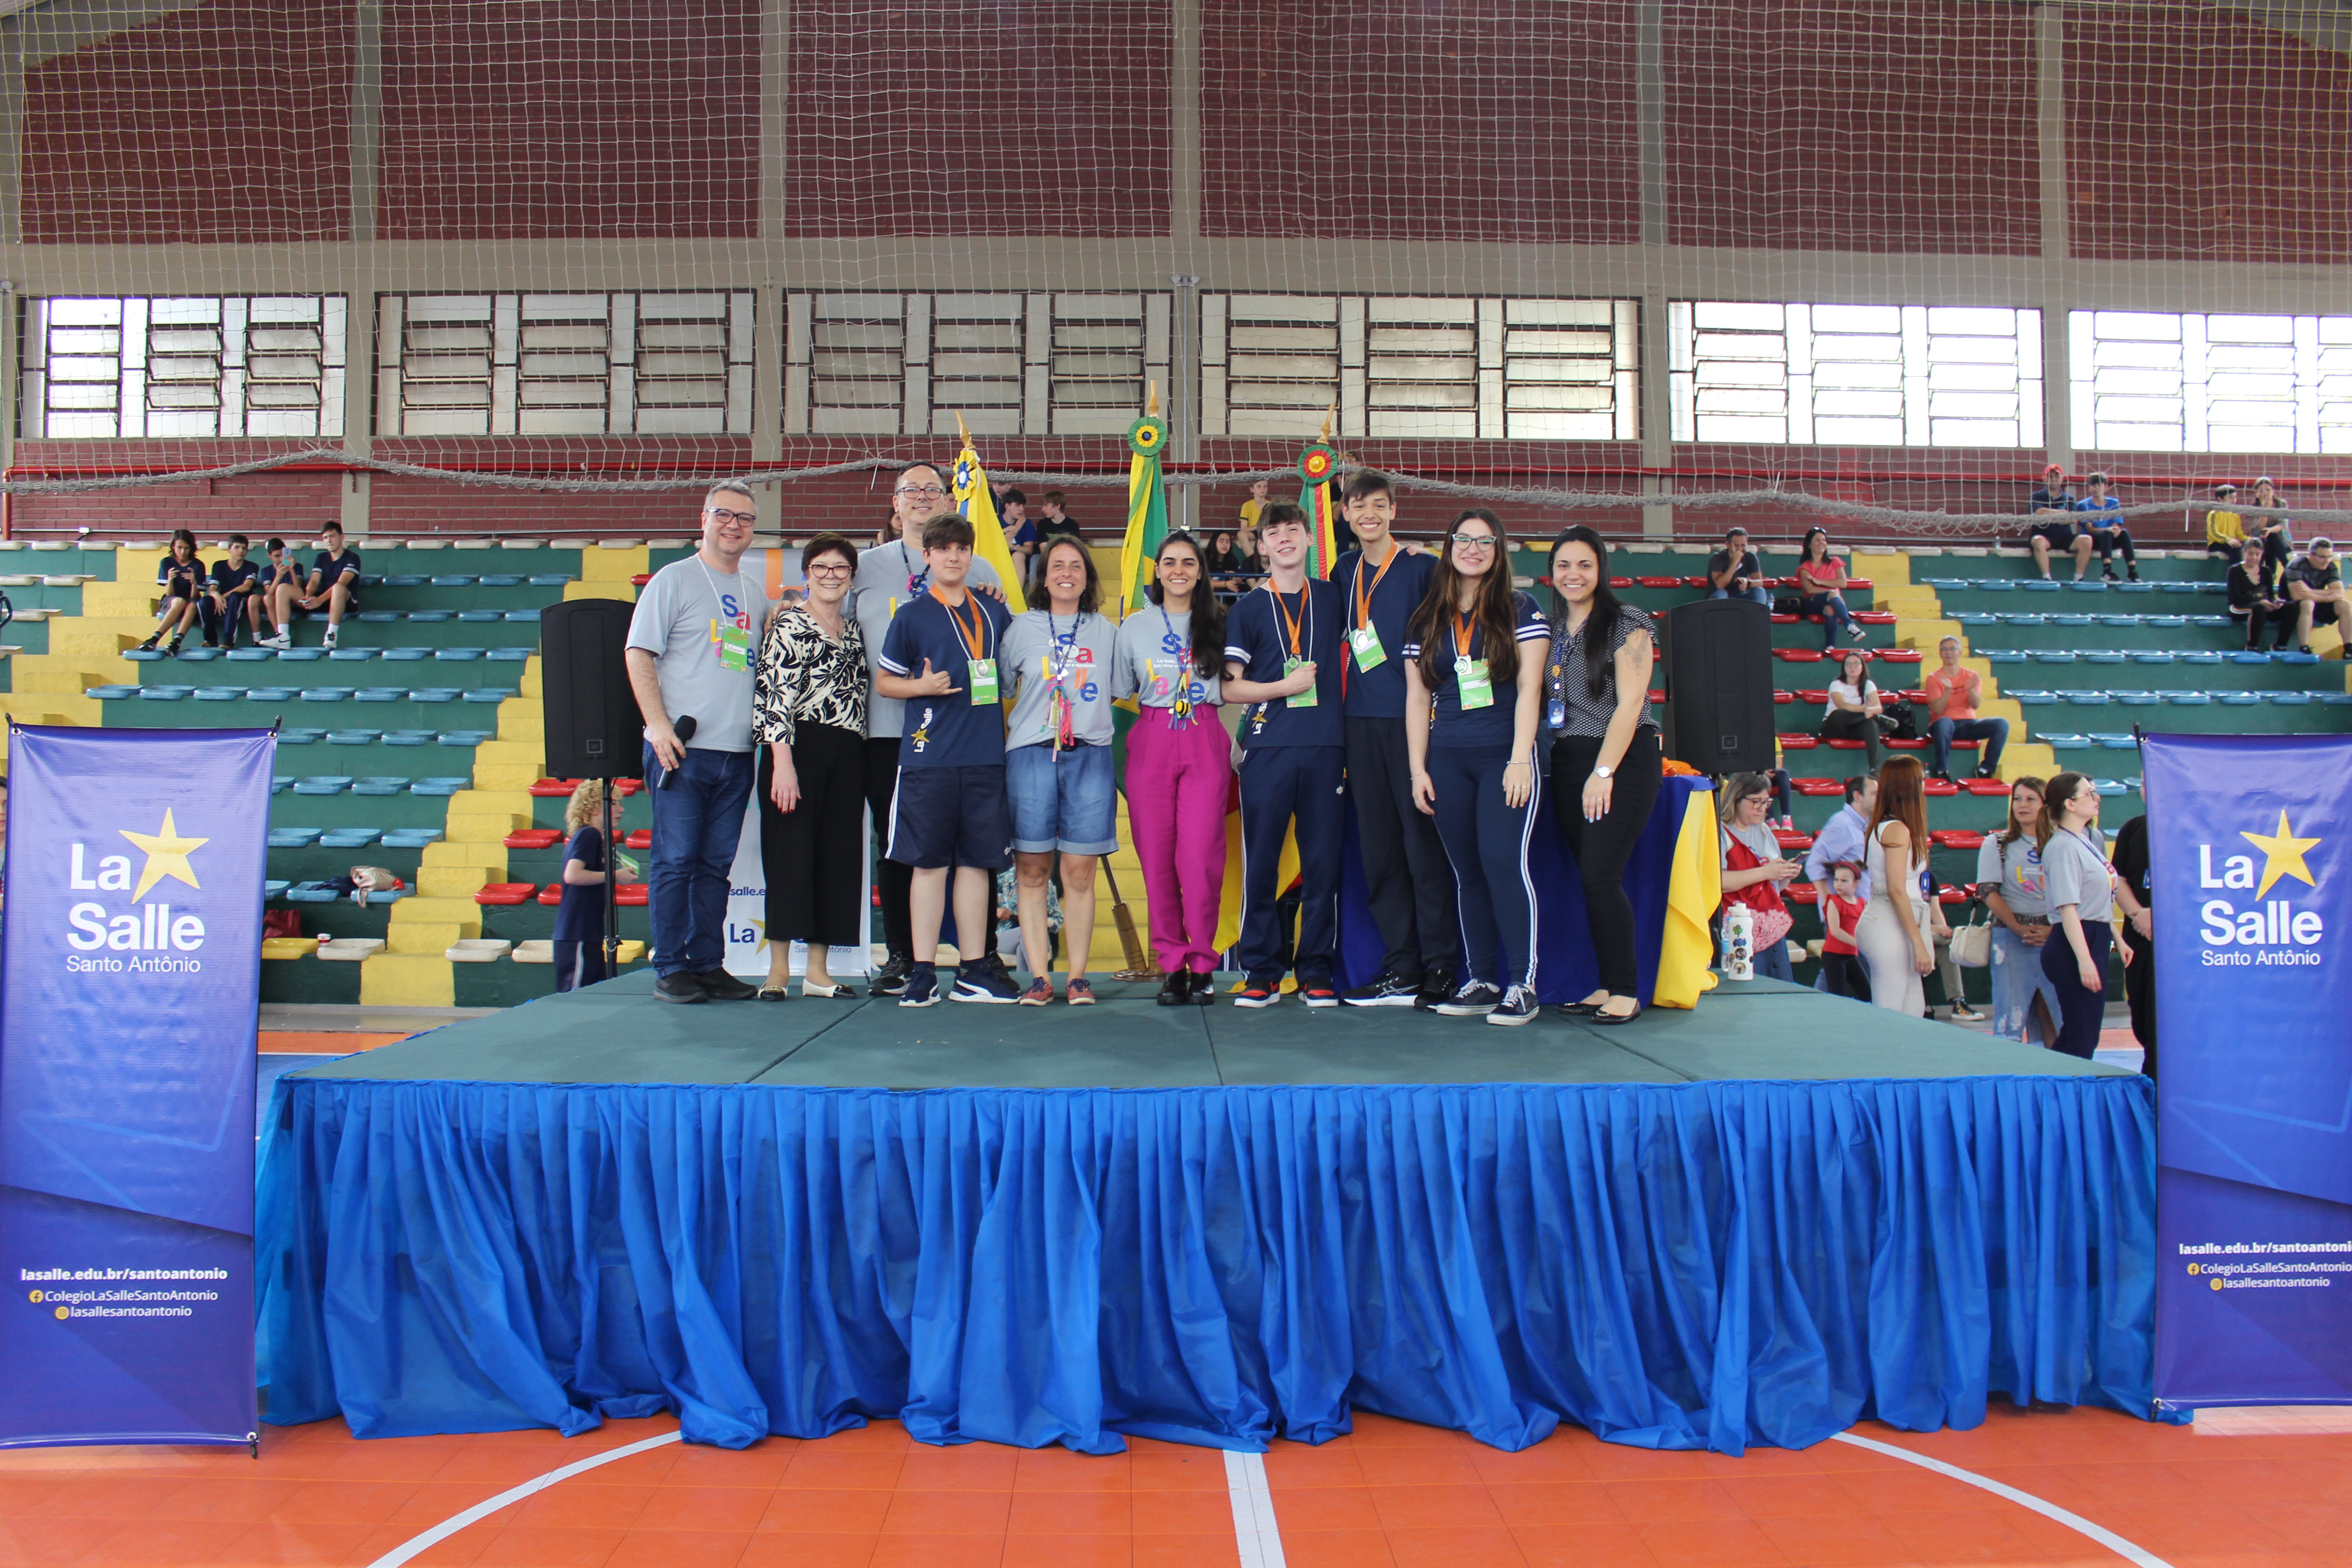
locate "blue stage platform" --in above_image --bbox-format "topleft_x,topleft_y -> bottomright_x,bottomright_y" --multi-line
255,975 -> 2160,1456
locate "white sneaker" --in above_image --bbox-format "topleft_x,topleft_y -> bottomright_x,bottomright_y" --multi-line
259,632 -> 291,651
321,629 -> 338,649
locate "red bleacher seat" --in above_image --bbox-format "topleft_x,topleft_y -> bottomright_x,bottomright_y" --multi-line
1774,830 -> 1815,851
1609,577 -> 1633,588
1647,689 -> 1666,703
1854,611 -> 1898,625
504,828 -> 563,849
529,779 -> 577,798
537,882 -> 563,906
1874,648 -> 1921,662
614,883 -> 649,906
1778,734 -> 1819,749
1682,575 -> 1710,589
1965,778 -> 2012,796
1936,887 -> 1967,904
1785,885 -> 1819,904
1887,738 -> 1927,750
614,779 -> 642,795
474,883 -> 535,906
1773,689 -> 1793,703
1637,576 -> 1681,588
1794,779 -> 1846,796
1770,613 -> 1798,623
625,829 -> 651,849
1797,689 -> 1829,703
1923,778 -> 1959,796
1775,648 -> 1825,662
1826,738 -> 1866,750
631,573 -> 652,587
1930,830 -> 1986,849
1846,578 -> 1873,589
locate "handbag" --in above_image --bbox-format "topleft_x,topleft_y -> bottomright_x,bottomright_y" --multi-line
1950,901 -> 1993,968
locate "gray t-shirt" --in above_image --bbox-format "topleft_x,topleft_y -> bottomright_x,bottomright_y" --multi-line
1721,820 -> 1781,869
2039,827 -> 2114,921
1976,833 -> 2050,919
1112,603 -> 1223,709
624,555 -> 774,754
1000,609 -> 1118,751
854,539 -> 1002,740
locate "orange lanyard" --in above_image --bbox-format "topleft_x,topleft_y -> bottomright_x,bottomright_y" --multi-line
931,585 -> 986,660
1352,548 -> 1396,630
1270,585 -> 1308,658
1452,610 -> 1476,661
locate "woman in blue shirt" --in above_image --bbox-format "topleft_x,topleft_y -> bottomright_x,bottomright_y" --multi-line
1402,509 -> 1549,1026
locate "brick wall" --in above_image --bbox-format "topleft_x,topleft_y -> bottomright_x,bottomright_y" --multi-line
9,441 -> 343,539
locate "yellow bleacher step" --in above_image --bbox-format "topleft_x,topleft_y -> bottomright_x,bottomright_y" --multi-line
578,545 -> 649,583
50,620 -> 151,657
423,839 -> 509,875
1851,551 -> 1911,587
418,864 -> 492,899
11,664 -> 112,694
1895,617 -> 1960,653
495,696 -> 542,741
359,953 -> 456,1007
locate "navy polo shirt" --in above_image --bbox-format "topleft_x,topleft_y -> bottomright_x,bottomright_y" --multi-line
1225,578 -> 1345,750
877,588 -> 1015,768
312,548 -> 362,587
1330,544 -> 1436,719
1400,590 -> 1549,747
210,559 -> 261,597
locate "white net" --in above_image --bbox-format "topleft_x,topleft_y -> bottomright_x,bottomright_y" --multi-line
6,0 -> 2351,539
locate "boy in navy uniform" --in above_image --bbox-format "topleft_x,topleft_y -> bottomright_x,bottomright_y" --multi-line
201,534 -> 265,648
265,521 -> 361,649
875,512 -> 1020,1006
1330,470 -> 1457,1008
1223,502 -> 1347,1007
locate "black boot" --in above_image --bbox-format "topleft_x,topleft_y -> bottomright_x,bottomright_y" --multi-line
868,949 -> 912,997
1157,970 -> 1190,1007
1189,969 -> 1217,1005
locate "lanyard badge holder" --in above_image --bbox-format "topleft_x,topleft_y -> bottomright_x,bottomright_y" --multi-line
940,588 -> 997,703
1453,612 -> 1493,710
1274,586 -> 1315,709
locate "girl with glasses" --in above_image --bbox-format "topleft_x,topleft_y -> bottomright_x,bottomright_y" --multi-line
1402,509 -> 1550,1024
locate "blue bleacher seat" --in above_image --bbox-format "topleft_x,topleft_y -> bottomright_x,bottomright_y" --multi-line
264,880 -> 291,898
429,574 -> 475,588
277,647 -> 325,662
457,610 -> 503,622
298,688 -> 352,703
2188,615 -> 2232,628
284,881 -> 341,902
1951,611 -> 1999,627
2114,581 -> 2154,594
381,729 -> 436,745
2097,615 -> 2141,628
380,647 -> 431,661
527,573 -> 573,587
328,648 -> 376,661
2063,580 -> 2107,593
1984,650 -> 2027,664
2158,582 -> 2200,594
270,777 -> 294,794
2113,691 -> 2162,706
2097,735 -> 2139,748
1975,579 -> 2015,592
279,728 -> 327,743
438,730 -> 493,746
2269,691 -> 2314,706
2063,691 -> 2111,706
357,611 -> 402,623
2280,650 -> 2320,665
2220,691 -> 2262,706
381,828 -> 445,845
2004,613 -> 2047,626
176,647 -> 221,662
2093,779 -> 2130,795
354,687 -> 410,702
2130,651 -> 2175,664
505,609 -> 541,622
477,574 -> 524,587
412,777 -> 469,795
383,574 -> 427,588
2051,613 -> 2095,626
123,647 -> 167,662
226,647 -> 275,661
2148,615 -> 2189,628
434,647 -> 484,661
2021,579 -> 2063,593
410,687 -> 460,703
461,689 -> 510,704
245,685 -> 297,701
194,686 -> 246,701
2168,691 -> 2213,705
137,686 -> 196,701
486,647 -> 530,662
2180,651 -> 2222,665
266,828 -> 319,847
2083,651 -> 2126,664
320,828 -> 383,845
2230,650 -> 2272,664
2032,651 -> 2078,663
351,778 -> 408,795
2039,731 -> 2091,745
2009,690 -> 2058,705
407,610 -> 453,623
293,776 -> 353,794
326,728 -> 382,745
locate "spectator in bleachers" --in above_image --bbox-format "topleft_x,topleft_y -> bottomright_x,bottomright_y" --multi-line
1206,529 -> 1253,577
1795,528 -> 1865,648
2027,463 -> 2093,580
2286,538 -> 2347,654
199,534 -> 265,651
1856,756 -> 1937,1015
2251,476 -> 2293,573
1923,636 -> 2007,782
1001,488 -> 1036,580
1037,490 -> 1083,547
1817,861 -> 1868,1000
1239,477 -> 1271,534
1706,527 -> 1769,606
1716,772 -> 1801,981
2072,473 -> 2139,582
1978,776 -> 2060,1048
2204,483 -> 2245,562
551,780 -> 610,993
2228,544 -> 2295,651
1820,650 -> 1894,771
1805,770 -> 1877,906
139,529 -> 206,654
2037,771 -> 2116,1060
264,521 -> 360,651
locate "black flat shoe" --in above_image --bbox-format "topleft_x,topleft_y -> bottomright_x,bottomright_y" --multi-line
1157,971 -> 1190,1007
1189,969 -> 1216,1005
1589,1003 -> 1643,1025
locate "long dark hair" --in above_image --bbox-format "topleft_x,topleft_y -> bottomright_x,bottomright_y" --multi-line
168,528 -> 198,562
1407,508 -> 1522,689
1997,775 -> 2048,849
1801,527 -> 1830,564
1037,534 -> 1101,616
1145,530 -> 1226,679
1547,524 -> 1624,701
1867,756 -> 1930,859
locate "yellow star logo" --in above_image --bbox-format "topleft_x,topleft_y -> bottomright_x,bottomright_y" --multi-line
118,808 -> 207,900
2241,809 -> 2321,899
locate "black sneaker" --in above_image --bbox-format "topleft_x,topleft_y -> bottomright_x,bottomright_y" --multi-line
2127,565 -> 2141,582
1157,971 -> 1191,1007
1434,978 -> 1502,1017
1485,985 -> 1539,1026
1414,973 -> 1455,1011
135,634 -> 160,652
900,965 -> 941,1007
1299,979 -> 1338,1008
1341,969 -> 1418,1007
165,635 -> 186,656
1233,978 -> 1280,1009
1189,969 -> 1216,1005
951,963 -> 1020,1003
691,968 -> 756,1001
654,971 -> 708,1005
868,951 -> 911,997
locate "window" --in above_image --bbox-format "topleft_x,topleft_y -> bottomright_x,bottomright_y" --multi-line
1200,294 -> 1640,441
376,292 -> 755,437
20,295 -> 346,439
783,292 -> 1172,437
1668,302 -> 2043,447
2069,310 -> 2352,454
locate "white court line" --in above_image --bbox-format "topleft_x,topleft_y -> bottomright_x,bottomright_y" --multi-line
363,1429 -> 682,1568
1831,1431 -> 2176,1568
1223,1448 -> 1288,1568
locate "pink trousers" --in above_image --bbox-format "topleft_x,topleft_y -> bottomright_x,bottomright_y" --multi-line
1125,706 -> 1232,975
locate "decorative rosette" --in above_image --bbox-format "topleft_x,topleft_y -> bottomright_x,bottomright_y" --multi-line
1127,416 -> 1166,459
1297,444 -> 1337,485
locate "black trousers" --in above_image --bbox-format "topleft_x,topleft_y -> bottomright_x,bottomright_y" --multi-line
1818,950 -> 1870,1001
760,723 -> 867,948
862,736 -> 915,956
1344,715 -> 1460,985
2088,524 -> 2136,566
1818,707 -> 1889,771
2121,922 -> 2156,1079
2240,603 -> 2295,650
1550,728 -> 1664,999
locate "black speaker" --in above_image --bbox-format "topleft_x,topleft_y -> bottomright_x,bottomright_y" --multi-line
540,598 -> 641,779
1661,598 -> 1775,774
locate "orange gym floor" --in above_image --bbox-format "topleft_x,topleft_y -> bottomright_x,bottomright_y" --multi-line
2,1402 -> 2345,1568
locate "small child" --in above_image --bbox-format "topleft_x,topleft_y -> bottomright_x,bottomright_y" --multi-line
1819,861 -> 1868,1001
552,779 -> 609,992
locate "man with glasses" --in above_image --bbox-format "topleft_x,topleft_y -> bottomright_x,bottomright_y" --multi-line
624,482 -> 774,1004
853,461 -> 1005,995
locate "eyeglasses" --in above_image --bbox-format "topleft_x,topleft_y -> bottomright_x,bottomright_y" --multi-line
807,561 -> 853,577
1450,533 -> 1499,549
895,485 -> 948,500
705,508 -> 757,525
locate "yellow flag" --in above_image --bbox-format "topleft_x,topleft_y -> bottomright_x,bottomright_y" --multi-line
951,421 -> 1028,614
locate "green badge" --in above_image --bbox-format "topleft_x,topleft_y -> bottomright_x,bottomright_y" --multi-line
967,657 -> 1000,705
1284,655 -> 1316,709
716,621 -> 751,673
1349,625 -> 1387,672
1456,657 -> 1494,710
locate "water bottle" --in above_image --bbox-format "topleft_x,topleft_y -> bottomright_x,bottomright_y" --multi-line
1724,904 -> 1754,981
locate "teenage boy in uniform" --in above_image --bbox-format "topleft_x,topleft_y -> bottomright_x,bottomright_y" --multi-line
201,534 -> 264,649
1329,470 -> 1457,1007
876,512 -> 1021,1007
1223,502 -> 1347,1007
264,520 -> 361,649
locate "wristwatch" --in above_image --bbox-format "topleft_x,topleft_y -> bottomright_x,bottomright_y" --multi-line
1594,764 -> 1615,779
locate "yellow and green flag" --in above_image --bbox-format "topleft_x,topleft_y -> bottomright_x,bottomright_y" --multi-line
1117,400 -> 1171,616
1298,440 -> 1342,578
950,421 -> 1026,614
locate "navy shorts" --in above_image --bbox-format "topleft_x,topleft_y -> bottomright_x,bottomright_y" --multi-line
887,763 -> 1013,872
1005,741 -> 1118,855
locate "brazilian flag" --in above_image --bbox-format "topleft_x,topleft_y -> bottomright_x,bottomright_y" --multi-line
1116,404 -> 1170,617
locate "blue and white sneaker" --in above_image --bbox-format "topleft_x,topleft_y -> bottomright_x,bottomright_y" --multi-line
899,965 -> 941,1008
1434,978 -> 1502,1017
1485,985 -> 1539,1026
952,962 -> 1020,1003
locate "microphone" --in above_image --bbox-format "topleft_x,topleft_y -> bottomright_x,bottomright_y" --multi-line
659,715 -> 696,787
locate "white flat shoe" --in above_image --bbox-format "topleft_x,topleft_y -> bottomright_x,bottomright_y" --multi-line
802,980 -> 857,999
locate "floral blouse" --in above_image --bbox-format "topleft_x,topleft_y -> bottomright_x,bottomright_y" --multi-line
753,604 -> 868,746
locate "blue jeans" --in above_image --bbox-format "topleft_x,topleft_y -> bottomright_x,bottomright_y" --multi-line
642,743 -> 753,977
1930,716 -> 2008,778
1801,592 -> 1857,649
1753,933 -> 1793,981
1710,583 -> 1770,607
